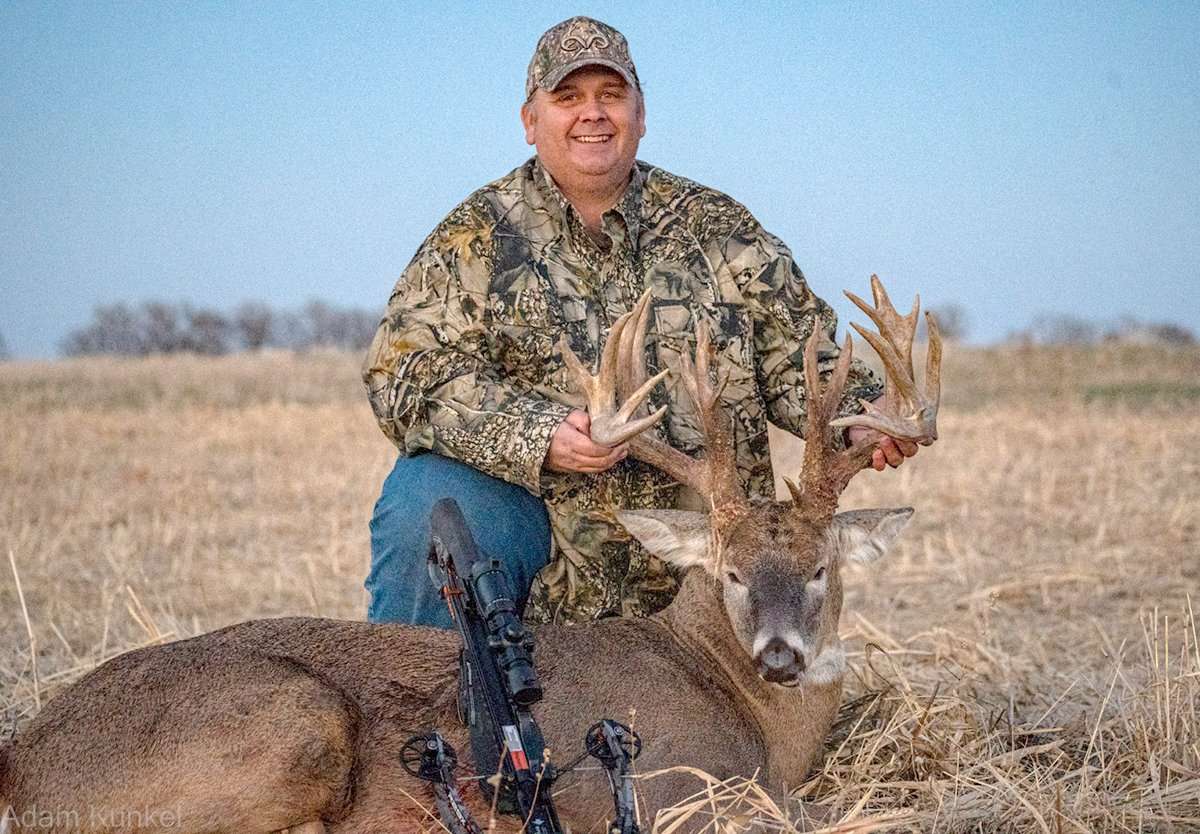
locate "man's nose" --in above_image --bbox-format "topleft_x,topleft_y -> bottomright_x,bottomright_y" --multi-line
579,98 -> 608,121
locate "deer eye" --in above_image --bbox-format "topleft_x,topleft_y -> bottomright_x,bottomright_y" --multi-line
811,566 -> 827,583
725,571 -> 745,587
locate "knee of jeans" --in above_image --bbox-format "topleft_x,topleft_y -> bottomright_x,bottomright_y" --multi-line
369,452 -> 553,583
370,498 -> 423,560
488,508 -> 551,587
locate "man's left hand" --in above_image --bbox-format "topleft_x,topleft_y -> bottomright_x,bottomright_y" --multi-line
846,395 -> 919,471
847,428 -> 919,471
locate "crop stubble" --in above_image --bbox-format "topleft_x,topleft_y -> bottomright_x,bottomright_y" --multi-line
1,344 -> 1197,831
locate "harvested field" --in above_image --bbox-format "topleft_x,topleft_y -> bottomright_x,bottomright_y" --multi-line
2,343 -> 1198,832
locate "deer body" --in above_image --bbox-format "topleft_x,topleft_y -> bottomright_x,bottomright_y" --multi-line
1,573 -> 844,834
1,277 -> 940,834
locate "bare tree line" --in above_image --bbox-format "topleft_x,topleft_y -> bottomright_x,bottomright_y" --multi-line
0,302 -> 1190,362
914,303 -> 1195,347
918,302 -> 1193,347
1008,313 -> 1196,347
59,300 -> 382,357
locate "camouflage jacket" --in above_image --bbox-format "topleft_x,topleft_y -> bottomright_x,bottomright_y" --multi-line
363,158 -> 881,624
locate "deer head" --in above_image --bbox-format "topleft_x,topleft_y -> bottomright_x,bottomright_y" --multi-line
558,276 -> 942,687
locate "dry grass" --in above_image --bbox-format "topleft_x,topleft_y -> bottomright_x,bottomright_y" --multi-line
2,343 -> 1198,832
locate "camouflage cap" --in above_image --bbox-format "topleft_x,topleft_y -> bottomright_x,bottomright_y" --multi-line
525,16 -> 641,100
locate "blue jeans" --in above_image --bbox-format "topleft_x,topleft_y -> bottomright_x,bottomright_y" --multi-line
366,453 -> 552,627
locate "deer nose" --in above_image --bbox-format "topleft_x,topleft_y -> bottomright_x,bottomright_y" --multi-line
755,638 -> 805,683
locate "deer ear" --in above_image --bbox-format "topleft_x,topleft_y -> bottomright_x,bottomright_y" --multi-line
616,510 -> 712,571
831,508 -> 914,565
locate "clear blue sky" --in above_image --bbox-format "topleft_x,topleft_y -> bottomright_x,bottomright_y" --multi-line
2,1 -> 1197,357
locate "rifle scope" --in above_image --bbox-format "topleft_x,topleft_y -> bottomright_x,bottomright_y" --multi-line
429,498 -> 543,707
468,557 -> 542,707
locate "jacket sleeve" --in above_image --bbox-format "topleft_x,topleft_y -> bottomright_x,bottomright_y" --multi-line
725,218 -> 882,440
362,202 -> 573,495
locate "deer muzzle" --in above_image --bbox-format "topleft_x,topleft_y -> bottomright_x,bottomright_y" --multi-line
755,637 -> 806,684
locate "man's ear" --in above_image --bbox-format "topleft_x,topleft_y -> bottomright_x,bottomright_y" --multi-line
830,508 -> 914,565
616,510 -> 711,571
520,101 -> 537,145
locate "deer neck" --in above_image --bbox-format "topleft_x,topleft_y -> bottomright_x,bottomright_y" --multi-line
656,567 -> 845,787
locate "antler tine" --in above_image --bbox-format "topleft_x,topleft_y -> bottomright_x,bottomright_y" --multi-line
844,274 -> 919,395
558,306 -> 634,419
616,320 -> 720,503
924,310 -> 943,416
616,288 -> 653,401
598,306 -> 632,402
677,327 -> 706,411
672,322 -> 742,508
830,275 -> 939,444
795,328 -> 869,520
799,324 -> 855,441
556,302 -> 668,449
558,293 -> 747,513
602,289 -> 671,441
558,334 -> 598,405
676,326 -> 731,410
848,321 -> 920,405
793,276 -> 944,522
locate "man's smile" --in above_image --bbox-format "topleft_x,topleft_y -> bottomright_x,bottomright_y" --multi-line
572,135 -> 613,143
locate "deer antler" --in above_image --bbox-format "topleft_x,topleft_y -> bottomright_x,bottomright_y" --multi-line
557,289 -> 670,448
830,275 -> 942,443
790,274 -> 942,523
557,289 -> 747,514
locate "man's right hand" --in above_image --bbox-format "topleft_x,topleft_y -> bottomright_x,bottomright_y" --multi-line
545,409 -> 628,474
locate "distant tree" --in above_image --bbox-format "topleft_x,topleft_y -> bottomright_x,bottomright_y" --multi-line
926,302 -> 969,341
347,308 -> 380,351
141,301 -> 184,353
273,309 -> 311,350
303,299 -> 339,347
234,301 -> 276,350
1029,313 -> 1099,346
301,300 -> 378,350
180,306 -> 232,355
62,303 -> 146,356
1104,315 -> 1196,346
0,330 -> 9,360
1149,323 -> 1197,345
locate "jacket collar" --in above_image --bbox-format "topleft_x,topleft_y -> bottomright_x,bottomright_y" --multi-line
530,157 -> 644,252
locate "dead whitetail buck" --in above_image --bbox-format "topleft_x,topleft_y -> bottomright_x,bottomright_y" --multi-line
0,276 -> 940,834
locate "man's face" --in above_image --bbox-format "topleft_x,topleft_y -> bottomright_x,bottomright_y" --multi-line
521,66 -> 645,195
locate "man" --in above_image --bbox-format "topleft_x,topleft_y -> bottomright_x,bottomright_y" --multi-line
362,16 -> 916,628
